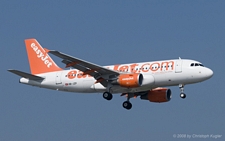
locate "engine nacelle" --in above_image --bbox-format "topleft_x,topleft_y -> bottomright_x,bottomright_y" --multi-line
140,88 -> 171,103
142,74 -> 155,86
112,73 -> 143,88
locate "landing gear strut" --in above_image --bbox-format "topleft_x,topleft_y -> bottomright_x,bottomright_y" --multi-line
179,84 -> 186,99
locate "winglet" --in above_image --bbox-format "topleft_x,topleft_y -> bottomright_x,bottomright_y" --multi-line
25,39 -> 62,74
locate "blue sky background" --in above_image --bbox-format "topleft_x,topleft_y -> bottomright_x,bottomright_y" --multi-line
1,0 -> 225,140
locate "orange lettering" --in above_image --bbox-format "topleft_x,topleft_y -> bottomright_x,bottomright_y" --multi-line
118,65 -> 129,72
67,70 -> 77,79
130,64 -> 138,73
150,62 -> 160,72
113,64 -> 120,71
141,63 -> 150,72
161,61 -> 174,71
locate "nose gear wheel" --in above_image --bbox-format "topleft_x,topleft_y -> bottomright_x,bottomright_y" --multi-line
179,84 -> 186,99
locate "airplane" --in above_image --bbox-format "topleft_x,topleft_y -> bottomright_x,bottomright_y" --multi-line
8,39 -> 213,110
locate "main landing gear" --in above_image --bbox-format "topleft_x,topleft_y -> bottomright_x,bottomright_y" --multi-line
103,92 -> 113,100
179,84 -> 186,99
102,91 -> 133,110
122,101 -> 132,110
122,93 -> 133,110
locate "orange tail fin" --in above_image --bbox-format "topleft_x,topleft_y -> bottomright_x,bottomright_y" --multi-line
25,39 -> 62,74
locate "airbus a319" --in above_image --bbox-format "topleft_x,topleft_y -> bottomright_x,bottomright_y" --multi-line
8,39 -> 213,110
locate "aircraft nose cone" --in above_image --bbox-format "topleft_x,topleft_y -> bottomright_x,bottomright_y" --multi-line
205,68 -> 213,79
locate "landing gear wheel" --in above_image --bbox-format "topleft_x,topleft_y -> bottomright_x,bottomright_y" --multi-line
179,84 -> 186,99
122,101 -> 132,110
103,92 -> 113,100
180,93 -> 186,99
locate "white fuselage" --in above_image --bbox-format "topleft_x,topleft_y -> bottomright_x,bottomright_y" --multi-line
20,59 -> 213,94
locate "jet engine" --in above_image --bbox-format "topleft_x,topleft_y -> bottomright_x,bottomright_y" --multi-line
140,88 -> 171,102
112,73 -> 143,88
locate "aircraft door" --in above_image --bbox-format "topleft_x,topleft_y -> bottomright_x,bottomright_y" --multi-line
56,72 -> 62,85
175,59 -> 182,73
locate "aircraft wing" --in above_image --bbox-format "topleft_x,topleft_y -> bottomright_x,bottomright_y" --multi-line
48,50 -> 120,87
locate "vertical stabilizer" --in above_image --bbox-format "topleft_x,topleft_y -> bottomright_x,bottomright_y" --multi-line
25,39 -> 62,74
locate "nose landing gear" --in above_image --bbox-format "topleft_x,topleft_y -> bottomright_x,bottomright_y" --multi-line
180,93 -> 186,99
179,84 -> 186,99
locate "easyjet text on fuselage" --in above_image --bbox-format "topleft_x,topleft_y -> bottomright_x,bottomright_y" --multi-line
66,61 -> 174,79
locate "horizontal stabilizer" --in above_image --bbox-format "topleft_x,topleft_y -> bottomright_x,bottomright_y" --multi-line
8,69 -> 45,80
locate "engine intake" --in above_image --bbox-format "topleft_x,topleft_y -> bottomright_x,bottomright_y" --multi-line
140,88 -> 171,103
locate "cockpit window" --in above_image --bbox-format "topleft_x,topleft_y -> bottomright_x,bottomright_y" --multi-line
190,63 -> 204,67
